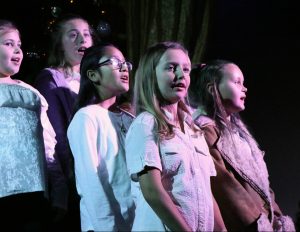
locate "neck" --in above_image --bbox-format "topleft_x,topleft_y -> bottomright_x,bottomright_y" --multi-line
162,103 -> 178,117
72,64 -> 80,74
0,76 -> 17,84
59,64 -> 80,75
98,96 -> 117,110
162,103 -> 182,128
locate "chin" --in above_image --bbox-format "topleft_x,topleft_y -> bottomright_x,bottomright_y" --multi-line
120,87 -> 129,93
237,107 -> 245,112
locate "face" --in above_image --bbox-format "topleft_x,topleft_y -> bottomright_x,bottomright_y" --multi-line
0,30 -> 23,78
218,63 -> 247,114
61,19 -> 93,67
93,46 -> 130,99
155,48 -> 191,104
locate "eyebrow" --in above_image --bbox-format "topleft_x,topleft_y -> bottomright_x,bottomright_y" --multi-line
66,28 -> 90,33
165,61 -> 191,66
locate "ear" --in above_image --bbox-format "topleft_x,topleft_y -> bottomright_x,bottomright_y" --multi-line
87,69 -> 101,85
206,82 -> 214,95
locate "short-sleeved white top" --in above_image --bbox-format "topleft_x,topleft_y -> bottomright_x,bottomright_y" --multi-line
125,111 -> 216,231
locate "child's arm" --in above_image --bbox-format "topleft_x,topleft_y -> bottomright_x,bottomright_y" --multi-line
139,167 -> 192,232
213,196 -> 227,231
270,188 -> 295,231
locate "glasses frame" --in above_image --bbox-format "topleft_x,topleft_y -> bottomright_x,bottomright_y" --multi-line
95,57 -> 133,71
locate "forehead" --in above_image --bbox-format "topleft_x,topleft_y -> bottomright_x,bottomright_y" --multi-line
99,46 -> 124,61
62,19 -> 89,31
223,63 -> 244,79
159,48 -> 190,65
0,30 -> 20,41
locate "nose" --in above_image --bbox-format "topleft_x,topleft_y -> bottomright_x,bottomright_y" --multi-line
243,85 -> 247,92
175,66 -> 185,80
14,46 -> 21,54
120,63 -> 127,72
77,33 -> 85,44
120,62 -> 132,72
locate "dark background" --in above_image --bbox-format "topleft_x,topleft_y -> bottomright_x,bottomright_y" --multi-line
3,0 -> 299,222
206,0 -> 300,222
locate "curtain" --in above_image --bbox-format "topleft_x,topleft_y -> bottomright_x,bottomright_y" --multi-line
122,0 -> 213,66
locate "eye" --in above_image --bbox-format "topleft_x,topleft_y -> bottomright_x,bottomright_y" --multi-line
84,32 -> 91,38
4,41 -> 14,47
68,32 -> 78,39
110,58 -> 122,68
166,64 -> 176,72
183,67 -> 191,74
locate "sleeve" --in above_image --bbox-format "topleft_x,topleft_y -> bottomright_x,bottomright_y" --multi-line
270,188 -> 296,231
67,111 -> 116,231
35,70 -> 69,210
125,116 -> 161,182
35,70 -> 70,164
39,93 -> 56,162
39,91 -> 68,210
202,125 -> 263,227
19,80 -> 57,162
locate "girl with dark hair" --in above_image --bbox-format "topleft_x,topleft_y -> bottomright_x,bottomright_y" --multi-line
67,43 -> 135,231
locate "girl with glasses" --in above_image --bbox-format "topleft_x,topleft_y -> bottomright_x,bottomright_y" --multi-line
67,43 -> 135,231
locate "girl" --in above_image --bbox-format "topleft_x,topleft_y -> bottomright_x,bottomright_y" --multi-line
125,41 -> 219,231
188,59 -> 295,231
0,19 -> 57,231
67,43 -> 135,231
34,14 -> 97,230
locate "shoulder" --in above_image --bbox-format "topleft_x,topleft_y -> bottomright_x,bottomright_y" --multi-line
75,105 -> 105,117
0,82 -> 48,109
127,112 -> 156,137
36,68 -> 56,81
35,68 -> 65,87
193,113 -> 215,127
69,105 -> 100,130
17,81 -> 49,106
193,115 -> 220,146
134,111 -> 156,126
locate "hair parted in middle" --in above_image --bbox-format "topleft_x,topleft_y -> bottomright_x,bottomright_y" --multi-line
133,41 -> 192,139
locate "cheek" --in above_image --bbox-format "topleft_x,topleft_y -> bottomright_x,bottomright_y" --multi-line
0,50 -> 8,59
156,75 -> 165,92
218,83 -> 232,100
62,38 -> 74,51
185,76 -> 190,89
219,90 -> 230,100
86,38 -> 93,46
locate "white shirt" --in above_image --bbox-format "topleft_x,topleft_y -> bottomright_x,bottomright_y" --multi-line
125,111 -> 216,231
67,104 -> 135,231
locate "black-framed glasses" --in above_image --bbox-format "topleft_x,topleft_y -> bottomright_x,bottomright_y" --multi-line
95,57 -> 133,71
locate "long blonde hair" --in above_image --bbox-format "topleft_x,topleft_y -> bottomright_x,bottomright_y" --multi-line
134,41 -> 191,139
